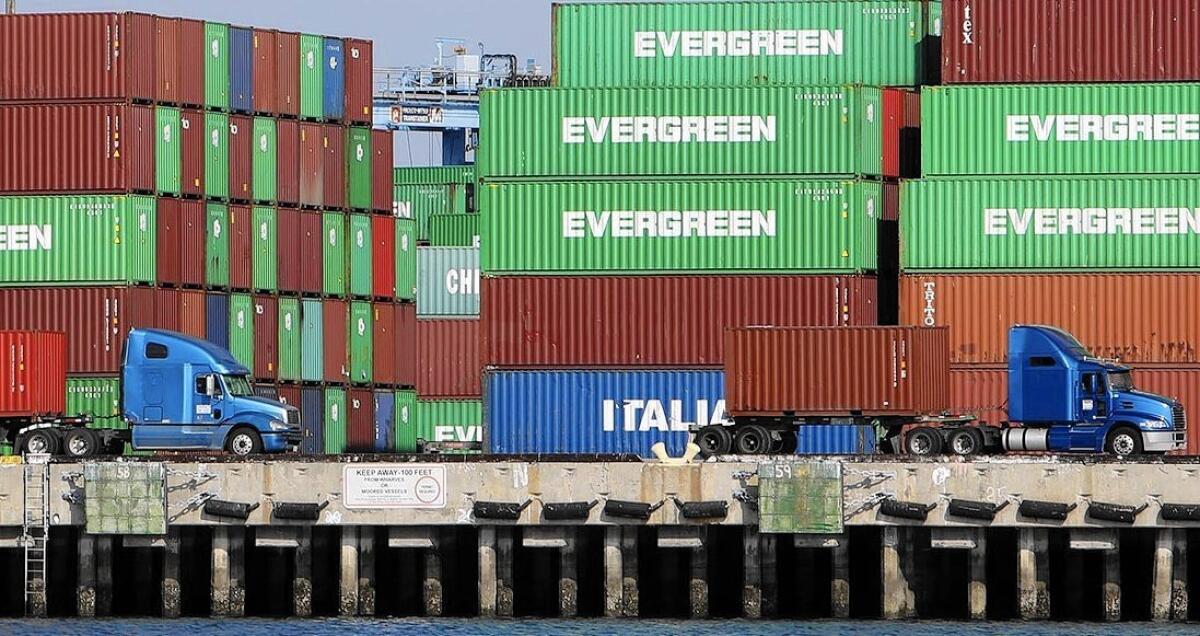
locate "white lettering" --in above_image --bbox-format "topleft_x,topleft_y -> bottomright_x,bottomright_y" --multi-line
1008,113 -> 1200,142
0,225 -> 52,251
562,115 -> 775,144
562,210 -> 776,238
602,399 -> 730,434
984,207 -> 1200,235
634,29 -> 842,58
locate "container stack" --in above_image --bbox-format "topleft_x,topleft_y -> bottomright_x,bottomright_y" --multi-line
899,0 -> 1200,452
0,12 -> 409,455
476,0 -> 936,456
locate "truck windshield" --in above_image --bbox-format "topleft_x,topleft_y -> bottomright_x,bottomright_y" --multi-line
223,375 -> 254,396
1109,371 -> 1134,392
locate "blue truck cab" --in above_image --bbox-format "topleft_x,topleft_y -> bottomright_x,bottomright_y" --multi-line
1006,325 -> 1186,454
123,329 -> 301,455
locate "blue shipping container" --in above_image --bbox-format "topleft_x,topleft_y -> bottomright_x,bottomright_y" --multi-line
374,390 -> 395,452
300,299 -> 323,382
300,387 -> 324,455
322,37 -> 345,120
485,370 -> 726,457
794,425 -> 877,455
229,27 -> 254,113
205,292 -> 230,350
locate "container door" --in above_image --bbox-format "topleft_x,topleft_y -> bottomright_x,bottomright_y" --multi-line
322,37 -> 345,120
252,118 -> 278,202
324,387 -> 346,454
229,27 -> 254,113
205,203 -> 229,288
252,206 -> 278,291
299,34 -> 324,119
348,214 -> 372,297
346,127 -> 371,209
179,109 -> 205,196
349,301 -> 373,384
395,219 -> 416,302
204,22 -> 230,110
278,298 -> 300,381
155,107 -> 181,195
205,293 -> 230,349
300,299 -> 324,382
394,390 -> 417,452
205,112 -> 230,199
322,212 -> 347,296
300,387 -> 323,454
374,390 -> 395,452
228,294 -> 255,371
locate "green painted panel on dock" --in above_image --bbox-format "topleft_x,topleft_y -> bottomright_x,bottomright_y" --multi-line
757,462 -> 843,534
84,463 -> 166,535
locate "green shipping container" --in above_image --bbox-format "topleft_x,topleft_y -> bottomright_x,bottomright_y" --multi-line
252,118 -> 277,202
204,22 -> 230,110
393,389 -> 418,452
155,106 -> 181,195
553,1 -> 926,88
300,298 -> 324,382
394,183 -> 468,242
229,293 -> 254,372
481,179 -> 879,274
478,85 -> 884,178
300,34 -> 324,120
417,247 -> 479,317
415,399 -> 482,453
902,176 -> 1200,271
348,213 -> 372,297
322,211 -> 347,296
349,301 -> 373,384
0,195 -> 156,286
206,203 -> 230,288
205,112 -> 230,199
429,214 -> 480,247
923,83 -> 1200,176
324,387 -> 347,454
347,127 -> 372,209
278,298 -> 301,381
66,377 -> 121,423
252,206 -> 278,291
395,218 -> 417,301
393,166 -> 475,185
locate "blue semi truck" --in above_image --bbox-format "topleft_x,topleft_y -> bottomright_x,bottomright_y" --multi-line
9,329 -> 300,457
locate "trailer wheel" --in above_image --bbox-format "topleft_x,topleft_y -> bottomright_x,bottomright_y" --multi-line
947,428 -> 983,457
63,428 -> 99,458
21,430 -> 58,455
905,427 -> 942,456
225,428 -> 263,456
1105,427 -> 1143,457
734,425 -> 771,455
695,426 -> 733,455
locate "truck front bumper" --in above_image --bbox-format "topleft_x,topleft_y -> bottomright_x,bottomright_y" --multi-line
262,429 -> 302,453
1143,430 -> 1186,453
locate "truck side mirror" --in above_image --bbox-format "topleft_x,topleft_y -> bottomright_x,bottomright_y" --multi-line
206,375 -> 220,398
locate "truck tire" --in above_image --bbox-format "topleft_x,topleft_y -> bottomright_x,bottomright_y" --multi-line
905,427 -> 942,456
947,428 -> 983,457
21,429 -> 58,455
63,428 -> 99,458
734,425 -> 771,455
226,428 -> 263,456
1105,427 -> 1143,457
695,426 -> 733,456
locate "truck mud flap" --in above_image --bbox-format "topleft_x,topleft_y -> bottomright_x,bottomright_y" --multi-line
878,497 -> 936,521
272,500 -> 329,521
541,501 -> 596,521
203,499 -> 260,520
473,500 -> 531,521
1087,501 -> 1148,524
675,499 -> 729,520
1161,503 -> 1200,522
603,499 -> 664,520
947,498 -> 1008,521
1018,500 -> 1076,521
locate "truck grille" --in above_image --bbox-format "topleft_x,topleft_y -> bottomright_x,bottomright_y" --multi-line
286,409 -> 300,426
1173,403 -> 1187,431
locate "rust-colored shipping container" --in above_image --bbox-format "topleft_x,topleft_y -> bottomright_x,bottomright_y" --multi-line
418,319 -> 481,398
252,29 -> 277,115
0,12 -> 154,102
323,299 -> 349,383
942,0 -> 1200,84
373,303 -> 397,386
347,388 -> 374,452
179,200 -> 205,287
483,276 -> 878,368
253,295 -> 278,380
725,326 -> 950,417
276,119 -> 300,206
178,19 -> 205,107
299,211 -> 323,295
0,103 -> 154,194
154,288 -> 180,333
153,16 -> 180,105
323,124 -> 346,209
395,302 -> 417,388
156,199 -> 181,286
180,108 -> 205,197
278,385 -> 300,409
344,38 -> 373,124
0,288 -> 160,374
275,32 -> 301,118
177,290 -> 207,340
371,129 -> 393,213
900,274 -> 1200,365
228,115 -> 253,201
277,207 -> 301,294
299,123 -> 323,207
0,331 -> 66,418
229,205 -> 253,290
371,216 -> 396,299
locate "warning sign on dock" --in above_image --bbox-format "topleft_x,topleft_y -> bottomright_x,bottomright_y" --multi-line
343,464 -> 447,509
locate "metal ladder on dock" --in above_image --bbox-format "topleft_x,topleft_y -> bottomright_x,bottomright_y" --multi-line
22,456 -> 50,614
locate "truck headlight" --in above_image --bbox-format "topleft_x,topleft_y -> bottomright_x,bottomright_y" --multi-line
268,420 -> 291,432
1144,419 -> 1171,430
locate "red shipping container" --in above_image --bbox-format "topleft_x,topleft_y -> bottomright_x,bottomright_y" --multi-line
229,205 -> 253,290
323,299 -> 349,383
180,108 -> 205,197
299,211 -> 323,295
344,38 -> 373,125
179,200 -> 205,287
418,319 -> 481,398
0,12 -> 154,102
299,123 -> 324,207
0,288 -> 159,374
177,290 -> 207,340
277,207 -> 301,294
347,388 -> 375,452
395,302 -> 417,388
252,29 -> 277,115
943,0 -> 1200,84
0,103 -> 154,194
725,326 -> 950,417
323,124 -> 346,209
900,274 -> 1200,365
156,199 -> 181,286
155,288 -> 180,333
483,275 -> 878,368
278,385 -> 301,408
178,19 -> 205,107
275,32 -> 301,118
228,115 -> 253,201
153,16 -> 180,105
882,88 -> 920,181
371,216 -> 396,298
373,303 -> 397,386
277,119 -> 300,206
253,295 -> 278,380
0,332 -> 66,418
371,129 -> 393,213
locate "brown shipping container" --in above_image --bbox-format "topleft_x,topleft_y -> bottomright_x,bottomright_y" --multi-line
373,303 -> 397,386
900,274 -> 1200,365
483,276 -> 878,368
0,12 -> 154,102
344,39 -> 373,124
253,29 -> 278,115
299,211 -> 323,295
725,326 -> 951,417
177,290 -> 207,340
395,302 -> 417,388
154,16 -> 180,105
180,108 -> 205,197
299,123 -> 324,207
347,388 -> 374,452
324,299 -> 349,383
253,295 -> 278,380
179,200 -> 205,287
323,124 -> 346,209
155,288 -> 180,333
277,119 -> 300,206
371,129 -> 393,213
229,205 -> 253,290
156,199 -> 181,286
943,0 -> 1200,83
418,319 -> 481,398
178,19 -> 205,107
277,207 -> 301,294
0,104 -> 154,194
275,32 -> 301,118
228,115 -> 253,201
0,288 -> 160,374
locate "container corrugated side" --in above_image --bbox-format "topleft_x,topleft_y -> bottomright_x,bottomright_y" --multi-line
478,86 -> 888,178
228,293 -> 254,372
395,219 -> 417,302
155,106 -> 181,195
323,212 -> 348,296
276,119 -> 300,206
0,332 -> 66,418
252,29 -> 277,115
66,376 -> 120,421
393,166 -> 475,186
553,1 -> 926,88
277,298 -> 300,381
277,208 -> 301,293
348,214 -> 373,297
299,123 -> 323,207
395,183 -> 466,242
229,26 -> 254,114
322,37 -> 345,121
299,34 -> 324,120
372,129 -> 393,212
347,127 -> 372,209
372,216 -> 396,299
176,290 -> 207,340
323,124 -> 346,209
901,177 -> 1200,271
794,425 -> 877,455
323,386 -> 347,453
228,115 -> 253,200
299,211 -> 323,295
429,214 -> 480,247
300,299 -> 324,383
205,112 -> 230,199
418,248 -> 480,317
179,108 -> 204,197
394,302 -> 418,389
392,390 -> 418,451
323,299 -> 349,383
347,388 -> 373,452
300,386 -> 323,454
251,206 -> 278,292
252,117 -> 277,202
418,319 -> 480,398
349,301 -> 373,384
344,38 -> 373,124
252,295 -> 277,380
154,16 -> 180,105
157,199 -> 204,288
275,32 -> 301,118
481,179 -> 880,274
205,292 -> 230,350
400,399 -> 482,453
485,370 -> 724,457
204,22 -> 230,111
374,389 -> 395,452
178,18 -> 205,107
373,303 -> 397,386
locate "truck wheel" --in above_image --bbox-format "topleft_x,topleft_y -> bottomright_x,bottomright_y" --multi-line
905,427 -> 942,456
226,428 -> 263,456
63,429 -> 99,458
21,430 -> 58,455
947,428 -> 982,457
1106,427 -> 1143,457
695,426 -> 733,456
734,425 -> 771,455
